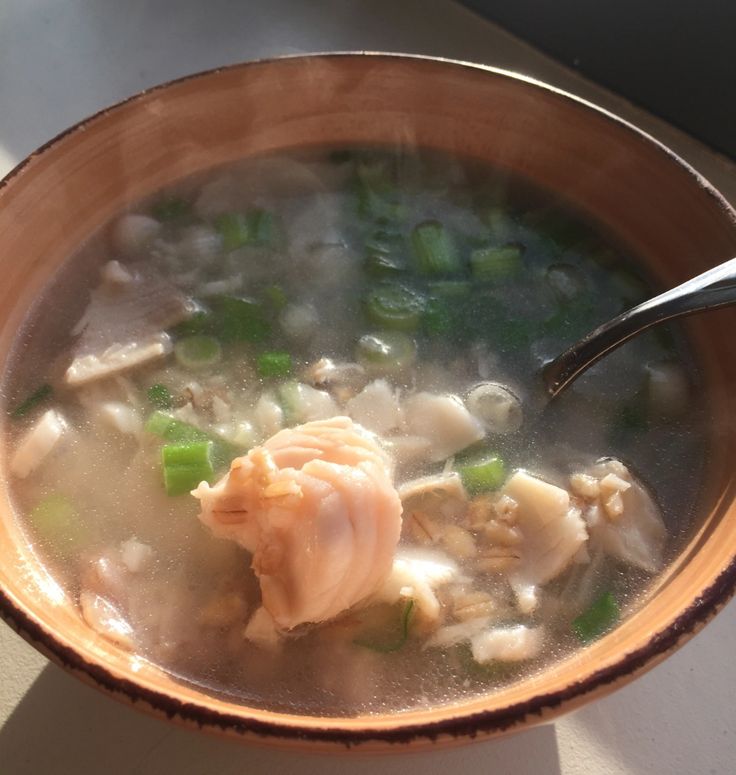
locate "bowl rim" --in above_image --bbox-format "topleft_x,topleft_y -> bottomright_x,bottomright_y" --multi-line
1,51 -> 736,749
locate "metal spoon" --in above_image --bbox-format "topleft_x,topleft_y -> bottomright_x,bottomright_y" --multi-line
542,256 -> 736,398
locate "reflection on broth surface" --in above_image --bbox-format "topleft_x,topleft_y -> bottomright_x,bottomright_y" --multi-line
3,148 -> 705,715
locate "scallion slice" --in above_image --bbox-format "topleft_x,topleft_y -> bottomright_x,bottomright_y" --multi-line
162,442 -> 214,496
355,331 -> 417,374
9,383 -> 53,418
214,212 -> 251,251
364,284 -> 426,332
354,599 -> 415,653
458,456 -> 506,495
572,591 -> 620,643
257,351 -> 293,379
174,335 -> 222,369
470,244 -> 524,281
146,384 -> 173,410
411,220 -> 461,275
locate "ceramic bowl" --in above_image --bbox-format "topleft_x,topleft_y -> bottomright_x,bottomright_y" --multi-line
1,54 -> 735,751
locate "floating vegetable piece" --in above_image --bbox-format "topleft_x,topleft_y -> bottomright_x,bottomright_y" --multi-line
572,591 -> 620,643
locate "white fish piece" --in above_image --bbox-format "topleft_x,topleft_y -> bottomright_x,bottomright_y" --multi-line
585,459 -> 666,573
383,435 -> 432,468
398,471 -> 467,504
79,590 -> 134,649
278,383 -> 339,424
112,213 -> 161,254
346,379 -> 401,435
193,417 -> 402,630
65,334 -> 173,386
403,392 -> 485,462
10,409 -> 66,478
374,547 -> 459,624
503,471 -> 588,613
471,624 -> 544,663
119,537 -> 153,574
279,303 -> 319,342
244,606 -> 281,650
424,616 -> 492,650
98,402 -> 142,436
254,393 -> 284,438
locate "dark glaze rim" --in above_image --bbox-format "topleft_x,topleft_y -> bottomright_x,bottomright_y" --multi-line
1,53 -> 736,748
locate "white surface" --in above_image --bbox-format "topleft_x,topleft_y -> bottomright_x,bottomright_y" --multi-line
1,1 -> 735,773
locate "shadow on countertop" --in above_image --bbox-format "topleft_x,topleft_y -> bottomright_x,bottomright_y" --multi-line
0,661 -> 561,775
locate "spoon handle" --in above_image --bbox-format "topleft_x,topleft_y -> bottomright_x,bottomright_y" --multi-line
543,255 -> 736,398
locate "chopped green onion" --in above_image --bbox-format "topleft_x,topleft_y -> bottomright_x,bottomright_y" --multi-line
263,284 -> 288,311
214,213 -> 251,251
257,351 -> 293,379
28,494 -> 81,557
572,591 -> 620,643
470,244 -> 524,281
162,442 -> 214,496
150,197 -> 191,222
171,308 -> 212,337
9,383 -> 53,418
411,220 -> 461,275
174,335 -> 222,369
356,331 -> 417,374
144,411 -> 237,471
209,296 -> 271,343
364,284 -> 426,332
458,456 -> 506,495
355,599 -> 415,653
147,384 -> 173,410
145,411 -> 209,443
354,162 -> 405,222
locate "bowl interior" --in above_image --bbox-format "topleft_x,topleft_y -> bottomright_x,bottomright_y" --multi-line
1,54 -> 735,749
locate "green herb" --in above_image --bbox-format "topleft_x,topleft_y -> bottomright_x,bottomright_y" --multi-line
458,456 -> 506,495
355,599 -> 415,653
214,212 -> 251,251
144,411 -> 237,471
209,296 -> 271,343
355,331 -> 417,374
263,284 -> 288,311
572,591 -> 620,643
354,161 -> 405,223
422,297 -> 454,336
146,384 -> 173,410
162,442 -> 214,496
257,351 -> 293,379
411,220 -> 461,275
174,335 -> 222,369
9,383 -> 53,418
470,244 -> 524,281
364,284 -> 426,332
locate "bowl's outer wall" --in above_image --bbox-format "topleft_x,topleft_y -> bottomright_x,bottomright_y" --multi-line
1,54 -> 736,750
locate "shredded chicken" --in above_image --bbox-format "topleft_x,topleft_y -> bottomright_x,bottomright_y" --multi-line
193,417 -> 402,630
471,624 -> 544,663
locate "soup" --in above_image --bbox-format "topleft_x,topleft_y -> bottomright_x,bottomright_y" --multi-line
2,148 -> 704,716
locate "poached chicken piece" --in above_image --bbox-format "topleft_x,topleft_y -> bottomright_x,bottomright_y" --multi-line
193,416 -> 402,630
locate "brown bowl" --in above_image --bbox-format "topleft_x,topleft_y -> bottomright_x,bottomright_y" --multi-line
1,53 -> 735,752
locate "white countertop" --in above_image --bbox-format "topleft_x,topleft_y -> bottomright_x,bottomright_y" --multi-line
1,2 -> 735,773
